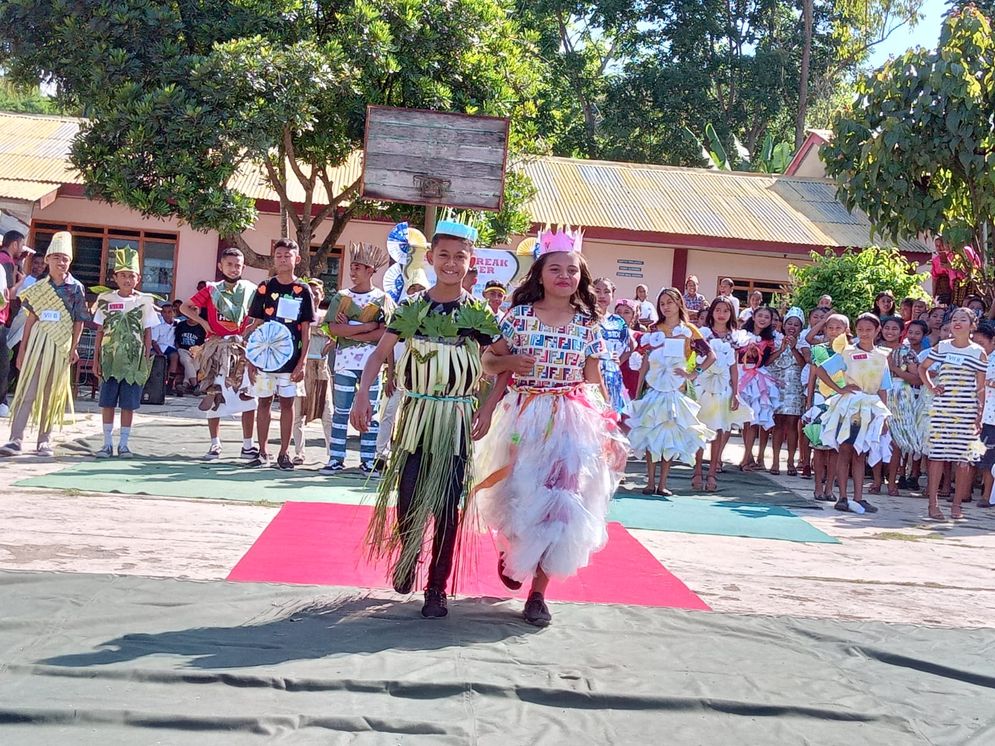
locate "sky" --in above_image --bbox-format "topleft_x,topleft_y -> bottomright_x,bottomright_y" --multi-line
867,0 -> 948,67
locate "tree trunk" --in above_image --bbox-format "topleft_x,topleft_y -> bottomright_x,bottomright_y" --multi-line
224,233 -> 271,270
795,0 -> 813,149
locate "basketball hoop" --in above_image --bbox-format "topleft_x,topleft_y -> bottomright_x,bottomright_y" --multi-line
413,174 -> 452,199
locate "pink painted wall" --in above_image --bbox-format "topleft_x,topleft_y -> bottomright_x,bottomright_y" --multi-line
33,195 -> 219,300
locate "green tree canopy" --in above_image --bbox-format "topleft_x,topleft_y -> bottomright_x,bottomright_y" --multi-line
0,0 -> 540,272
786,247 -> 928,321
822,5 -> 994,287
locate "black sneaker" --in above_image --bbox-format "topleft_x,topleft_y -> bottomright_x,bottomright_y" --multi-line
815,493 -> 836,502
897,476 -> 908,490
834,498 -> 849,512
392,565 -> 416,595
319,459 -> 345,476
360,460 -> 381,478
245,453 -> 271,468
857,499 -> 879,514
523,592 -> 552,627
421,587 -> 448,618
240,445 -> 260,460
276,453 -> 294,471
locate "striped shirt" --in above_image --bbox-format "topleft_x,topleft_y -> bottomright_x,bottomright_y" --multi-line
926,340 -> 987,462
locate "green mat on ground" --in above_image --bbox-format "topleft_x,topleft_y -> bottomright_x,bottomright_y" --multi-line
608,492 -> 839,544
16,458 -> 377,505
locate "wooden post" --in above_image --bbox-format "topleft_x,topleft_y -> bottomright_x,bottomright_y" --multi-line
424,205 -> 438,240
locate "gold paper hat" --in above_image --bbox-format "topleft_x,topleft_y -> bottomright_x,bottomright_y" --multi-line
112,247 -> 140,274
348,242 -> 389,270
405,268 -> 430,292
46,231 -> 73,260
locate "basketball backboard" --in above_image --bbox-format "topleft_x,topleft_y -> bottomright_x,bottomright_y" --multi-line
361,106 -> 510,211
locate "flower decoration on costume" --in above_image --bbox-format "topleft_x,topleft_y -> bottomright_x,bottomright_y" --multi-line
628,350 -> 644,371
729,329 -> 753,349
671,324 -> 691,339
644,331 -> 666,348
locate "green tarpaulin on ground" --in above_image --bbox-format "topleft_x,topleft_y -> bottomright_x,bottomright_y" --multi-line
1,570 -> 993,744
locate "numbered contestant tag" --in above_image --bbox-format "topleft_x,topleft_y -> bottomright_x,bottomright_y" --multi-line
276,296 -> 302,322
947,354 -> 965,367
40,310 -> 62,322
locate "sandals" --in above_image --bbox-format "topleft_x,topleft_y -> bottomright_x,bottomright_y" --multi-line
656,487 -> 674,497
642,486 -> 656,495
887,488 -> 900,497
950,510 -> 965,520
691,476 -> 704,490
927,508 -> 946,521
768,468 -> 780,476
786,467 -> 797,477
706,476 -> 718,492
868,485 -> 882,495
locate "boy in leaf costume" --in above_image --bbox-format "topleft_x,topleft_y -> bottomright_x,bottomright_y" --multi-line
92,248 -> 159,457
351,220 -> 516,619
0,231 -> 90,457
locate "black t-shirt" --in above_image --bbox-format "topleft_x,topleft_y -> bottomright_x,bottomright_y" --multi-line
387,291 -> 499,348
248,276 -> 316,373
176,320 -> 206,350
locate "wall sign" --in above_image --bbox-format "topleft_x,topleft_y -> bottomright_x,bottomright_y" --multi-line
616,258 -> 644,279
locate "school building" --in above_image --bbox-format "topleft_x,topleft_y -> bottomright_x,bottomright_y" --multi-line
0,111 -> 929,304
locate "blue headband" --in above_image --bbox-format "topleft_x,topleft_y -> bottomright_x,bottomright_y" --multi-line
433,220 -> 478,243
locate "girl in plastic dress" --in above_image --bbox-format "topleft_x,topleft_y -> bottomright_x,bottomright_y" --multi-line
626,288 -> 716,496
474,227 -> 629,628
738,307 -> 782,471
692,297 -> 753,491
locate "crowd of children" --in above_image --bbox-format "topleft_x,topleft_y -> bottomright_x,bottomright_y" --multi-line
6,224 -> 995,625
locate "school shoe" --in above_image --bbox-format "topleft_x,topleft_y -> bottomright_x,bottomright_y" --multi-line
421,586 -> 448,618
361,460 -> 381,478
245,453 -> 272,468
94,445 -> 113,459
37,442 -> 54,457
319,459 -> 345,476
240,445 -> 259,460
118,446 -> 134,459
0,440 -> 22,457
276,453 -> 294,471
856,499 -> 878,514
523,592 -> 552,628
203,444 -> 222,461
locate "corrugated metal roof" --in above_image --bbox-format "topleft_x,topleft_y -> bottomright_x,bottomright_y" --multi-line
0,112 -> 928,252
520,156 -> 929,253
0,178 -> 60,201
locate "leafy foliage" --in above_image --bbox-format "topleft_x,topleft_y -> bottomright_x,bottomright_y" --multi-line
0,0 -> 540,271
822,5 -> 994,286
388,298 -> 432,341
455,300 -> 501,338
420,312 -> 461,340
684,123 -> 793,173
785,247 -> 928,321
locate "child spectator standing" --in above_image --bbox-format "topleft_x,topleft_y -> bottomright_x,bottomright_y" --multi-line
974,322 -> 995,507
245,239 -> 315,470
91,249 -> 159,457
291,279 -> 333,465
0,232 -> 89,457
174,313 -> 206,394
151,303 -> 180,393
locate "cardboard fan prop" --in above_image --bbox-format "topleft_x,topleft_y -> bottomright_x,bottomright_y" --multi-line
246,321 -> 295,372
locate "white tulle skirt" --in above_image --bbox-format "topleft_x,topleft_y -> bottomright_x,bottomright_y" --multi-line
625,386 -> 716,465
473,384 -> 629,583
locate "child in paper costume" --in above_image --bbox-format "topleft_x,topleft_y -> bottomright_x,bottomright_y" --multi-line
474,227 -> 629,628
0,231 -> 90,457
324,242 -> 392,475
815,313 -> 892,515
693,297 -> 753,491
351,218 -> 502,620
179,247 -> 260,461
592,277 -> 634,415
92,248 -> 160,457
626,288 -> 716,495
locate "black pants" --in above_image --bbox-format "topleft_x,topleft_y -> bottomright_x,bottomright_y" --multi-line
396,447 -> 466,592
0,326 -> 9,405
